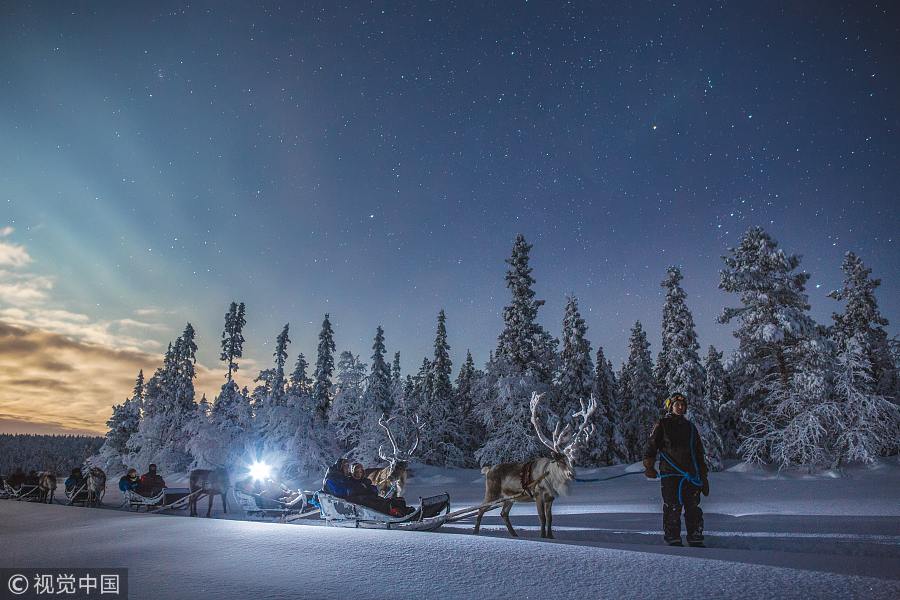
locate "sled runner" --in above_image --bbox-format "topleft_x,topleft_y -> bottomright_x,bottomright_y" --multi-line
234,488 -> 318,520
317,491 -> 451,531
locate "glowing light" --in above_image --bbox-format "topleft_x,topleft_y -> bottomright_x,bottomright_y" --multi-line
249,461 -> 272,481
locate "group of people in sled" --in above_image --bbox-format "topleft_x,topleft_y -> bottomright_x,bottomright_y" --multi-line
323,458 -> 414,517
114,463 -> 167,497
5,468 -> 39,490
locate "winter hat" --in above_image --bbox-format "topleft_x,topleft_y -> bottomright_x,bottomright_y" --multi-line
664,393 -> 687,412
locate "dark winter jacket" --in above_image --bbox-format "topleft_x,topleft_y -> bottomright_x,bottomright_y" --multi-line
119,475 -> 140,493
323,462 -> 354,498
140,472 -> 166,494
346,476 -> 378,498
644,413 -> 708,477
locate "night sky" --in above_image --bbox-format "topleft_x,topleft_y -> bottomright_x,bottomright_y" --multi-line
1,2 -> 897,434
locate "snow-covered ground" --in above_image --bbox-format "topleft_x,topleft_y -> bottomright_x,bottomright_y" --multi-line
2,459 -> 899,599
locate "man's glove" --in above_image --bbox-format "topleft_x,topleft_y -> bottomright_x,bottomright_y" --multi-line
642,458 -> 658,480
701,475 -> 710,497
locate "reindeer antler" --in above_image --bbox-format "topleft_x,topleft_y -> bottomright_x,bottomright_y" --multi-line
530,392 -> 561,453
561,394 -> 598,458
378,414 -> 402,463
405,414 -> 425,457
530,392 -> 598,457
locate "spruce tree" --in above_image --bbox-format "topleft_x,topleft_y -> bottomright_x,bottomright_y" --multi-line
557,296 -> 594,416
718,227 -> 817,413
455,350 -> 482,466
220,301 -> 246,381
419,310 -> 466,466
496,234 -> 557,380
621,321 -> 658,461
389,352 -> 406,417
829,252 -> 897,397
432,310 -> 453,404
271,323 -> 291,406
704,345 -> 738,457
589,347 -> 624,465
312,313 -> 336,419
477,235 -> 557,465
290,353 -> 311,395
367,326 -> 392,415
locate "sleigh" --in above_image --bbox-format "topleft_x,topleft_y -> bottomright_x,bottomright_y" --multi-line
124,487 -> 192,511
2,481 -> 42,502
316,491 -> 451,531
234,488 -> 319,521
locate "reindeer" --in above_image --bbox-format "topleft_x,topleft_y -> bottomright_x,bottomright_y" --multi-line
37,471 -> 56,503
85,467 -> 106,507
474,392 -> 596,539
189,468 -> 230,517
364,414 -> 424,498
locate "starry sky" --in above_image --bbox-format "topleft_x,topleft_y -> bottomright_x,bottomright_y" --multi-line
1,1 -> 897,434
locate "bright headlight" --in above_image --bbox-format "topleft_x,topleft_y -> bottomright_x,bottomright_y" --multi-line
249,461 -> 272,482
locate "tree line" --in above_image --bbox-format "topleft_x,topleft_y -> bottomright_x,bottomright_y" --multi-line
97,227 -> 899,477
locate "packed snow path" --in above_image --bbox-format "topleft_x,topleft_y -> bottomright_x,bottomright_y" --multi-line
1,501 -> 897,600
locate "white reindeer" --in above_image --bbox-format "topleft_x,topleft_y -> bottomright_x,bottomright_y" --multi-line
474,392 -> 596,539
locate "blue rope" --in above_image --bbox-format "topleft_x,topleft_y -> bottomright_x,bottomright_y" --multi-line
657,422 -> 703,504
574,471 -> 646,483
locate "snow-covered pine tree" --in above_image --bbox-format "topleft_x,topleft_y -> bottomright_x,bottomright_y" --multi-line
98,370 -> 144,472
328,351 -> 377,461
313,314 -> 336,420
477,234 -> 558,465
419,310 -> 466,466
129,324 -> 198,472
718,227 -> 818,418
389,351 -> 406,417
220,301 -> 246,381
271,324 -> 291,406
495,234 -> 558,381
718,228 -> 826,467
828,252 -> 897,399
365,326 -> 392,415
289,353 -> 311,396
831,334 -> 900,464
587,348 -> 623,465
454,350 -> 482,466
620,321 -> 658,462
188,379 -> 253,469
658,267 -> 723,470
704,345 -> 739,457
555,296 -> 597,462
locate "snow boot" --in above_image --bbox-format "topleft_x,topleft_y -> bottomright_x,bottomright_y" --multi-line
687,540 -> 706,548
665,538 -> 683,547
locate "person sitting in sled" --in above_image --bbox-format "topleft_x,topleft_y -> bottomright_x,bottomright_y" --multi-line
8,467 -> 27,489
118,468 -> 140,493
64,468 -> 83,494
323,458 -> 354,498
643,393 -> 710,547
349,462 -> 413,517
139,463 -> 166,496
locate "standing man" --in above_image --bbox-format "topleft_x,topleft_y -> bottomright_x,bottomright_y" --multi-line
643,393 -> 710,547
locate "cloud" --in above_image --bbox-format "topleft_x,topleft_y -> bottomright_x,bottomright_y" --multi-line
0,322 -> 239,435
0,229 -> 32,268
0,271 -> 53,305
0,230 -> 170,353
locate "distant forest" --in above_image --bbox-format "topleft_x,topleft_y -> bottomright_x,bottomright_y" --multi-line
0,434 -> 103,475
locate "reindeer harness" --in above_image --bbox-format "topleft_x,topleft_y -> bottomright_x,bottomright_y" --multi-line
520,461 -> 536,497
